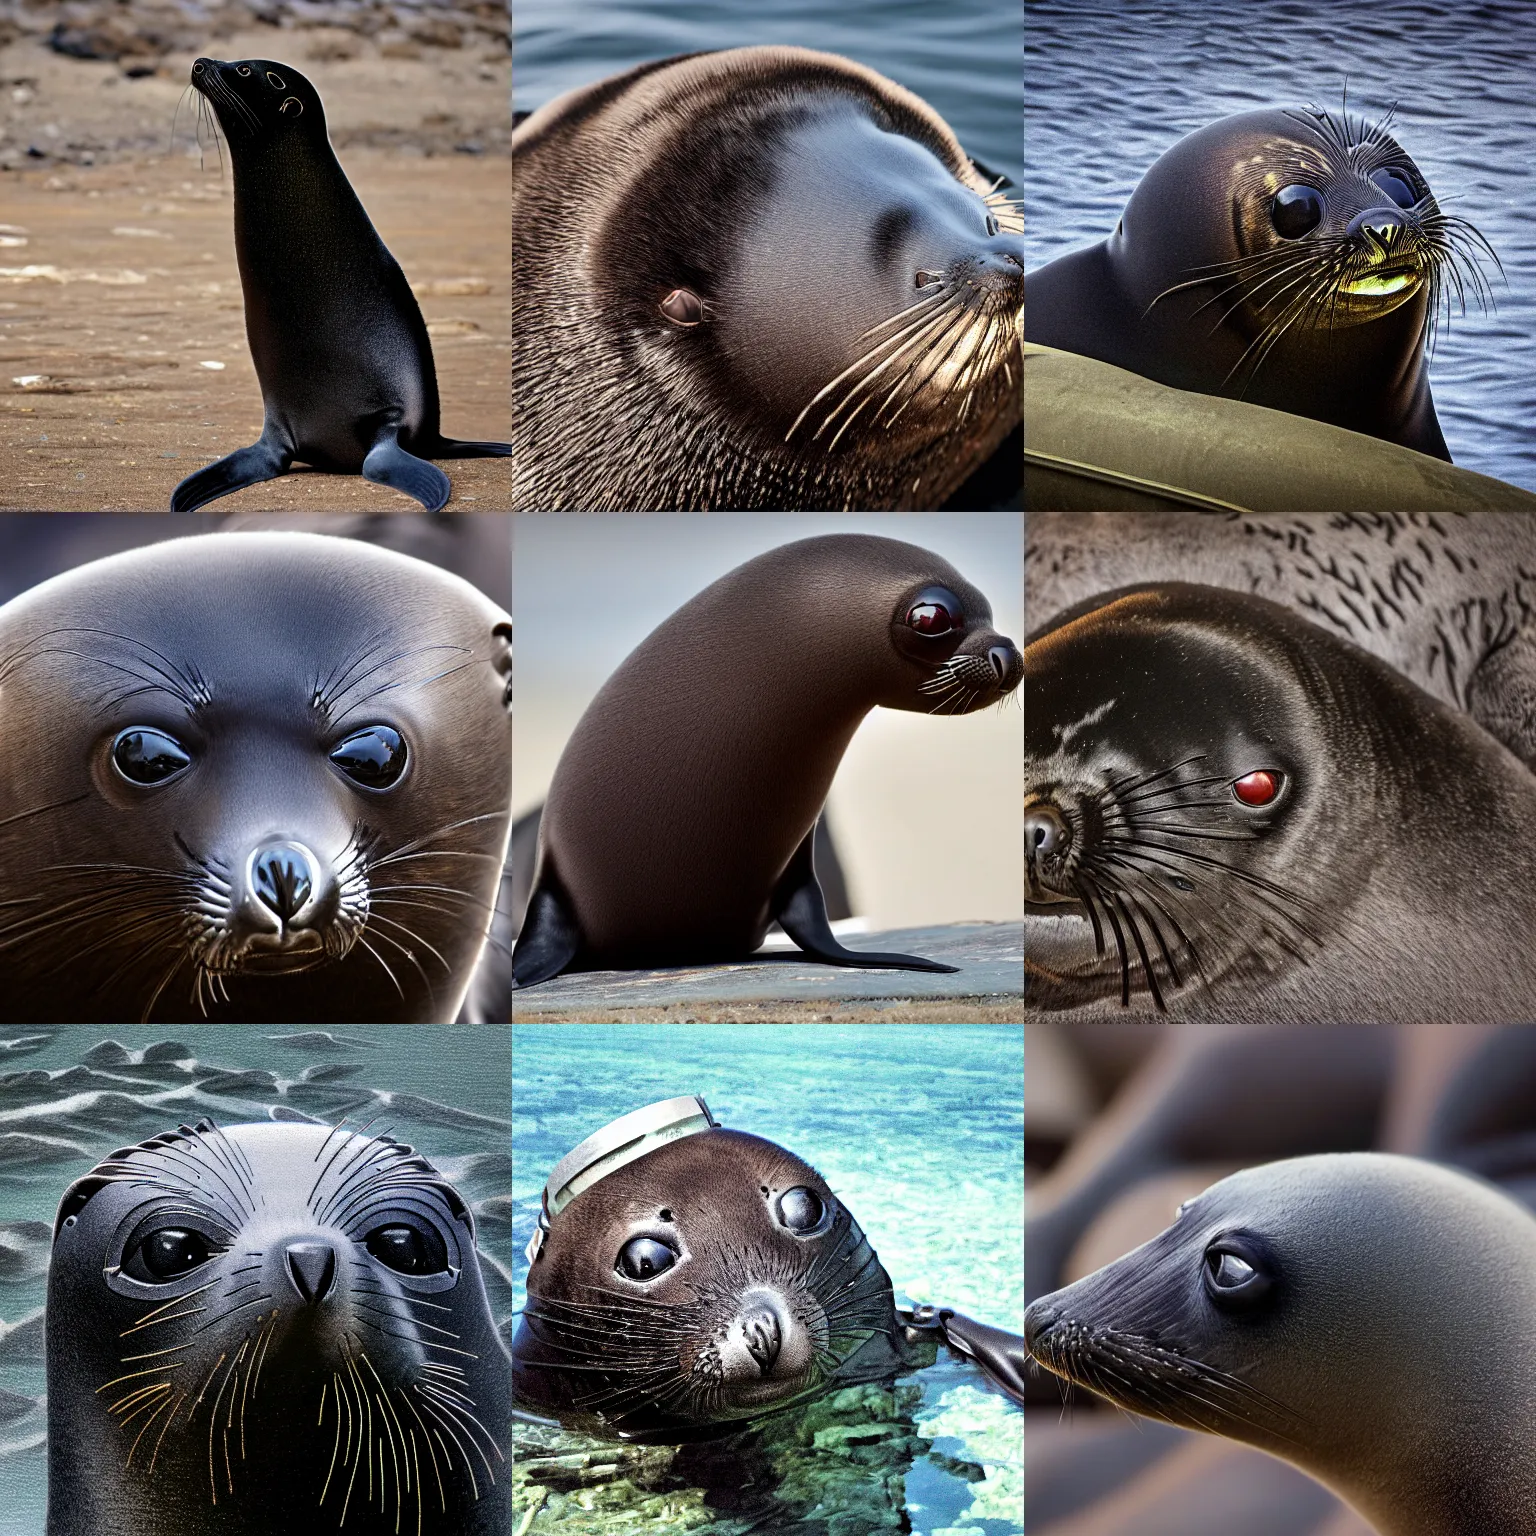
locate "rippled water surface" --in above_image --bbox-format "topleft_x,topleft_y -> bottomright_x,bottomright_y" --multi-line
513,0 -> 1023,184
512,1024 -> 1025,1536
1026,0 -> 1536,489
0,1026 -> 510,1536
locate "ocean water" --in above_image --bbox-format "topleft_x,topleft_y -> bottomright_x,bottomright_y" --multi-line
1025,0 -> 1536,491
512,1024 -> 1025,1535
0,1025 -> 511,1536
512,0 -> 1024,185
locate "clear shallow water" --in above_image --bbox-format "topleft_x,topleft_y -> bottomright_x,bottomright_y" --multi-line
0,1025 -> 510,1536
1025,0 -> 1536,490
512,1024 -> 1024,1536
513,0 -> 1024,185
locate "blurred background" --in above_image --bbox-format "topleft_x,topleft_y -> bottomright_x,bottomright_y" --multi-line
512,511 -> 1024,933
512,0 -> 1023,185
1026,0 -> 1536,491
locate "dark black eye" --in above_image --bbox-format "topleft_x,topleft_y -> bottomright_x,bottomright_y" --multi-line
365,1223 -> 448,1276
660,288 -> 703,326
985,213 -> 999,236
905,585 -> 965,637
774,1186 -> 827,1234
111,728 -> 191,785
1370,168 -> 1417,208
1202,1237 -> 1275,1310
329,725 -> 407,789
616,1236 -> 677,1281
1271,184 -> 1324,239
128,1228 -> 213,1281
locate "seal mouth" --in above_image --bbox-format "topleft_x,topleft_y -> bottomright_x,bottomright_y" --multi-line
1339,266 -> 1421,297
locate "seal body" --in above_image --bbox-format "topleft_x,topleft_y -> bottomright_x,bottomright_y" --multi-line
0,532 -> 512,1023
173,58 -> 510,513
1025,582 -> 1536,1021
510,47 -> 1023,510
45,1119 -> 511,1535
1026,509 -> 1536,770
513,533 -> 1022,986
1025,1153 -> 1536,1536
1027,108 -> 1495,458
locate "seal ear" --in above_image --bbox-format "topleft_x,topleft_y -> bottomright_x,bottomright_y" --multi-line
492,621 -> 511,713
54,1175 -> 111,1239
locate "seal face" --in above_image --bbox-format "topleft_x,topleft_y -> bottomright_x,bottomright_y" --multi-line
512,533 -> 1022,987
512,1127 -> 909,1442
0,532 -> 512,1024
1024,582 -> 1536,1021
45,1119 -> 511,1536
1026,106 -> 1498,458
173,57 -> 510,513
1025,1154 -> 1536,1536
510,46 -> 1023,510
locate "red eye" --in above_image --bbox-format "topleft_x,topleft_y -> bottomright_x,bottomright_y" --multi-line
1233,770 -> 1282,806
905,585 -> 964,636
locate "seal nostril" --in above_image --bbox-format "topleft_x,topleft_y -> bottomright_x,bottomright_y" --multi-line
285,1241 -> 336,1304
742,1306 -> 781,1374
988,643 -> 1018,684
1025,804 -> 1069,858
252,842 -> 315,922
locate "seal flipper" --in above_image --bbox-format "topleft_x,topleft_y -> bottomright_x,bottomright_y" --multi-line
362,426 -> 452,512
170,434 -> 290,512
771,828 -> 960,974
902,1304 -> 1027,1405
512,868 -> 583,989
431,436 -> 514,459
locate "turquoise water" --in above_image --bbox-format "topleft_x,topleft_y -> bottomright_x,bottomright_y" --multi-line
512,1024 -> 1025,1535
0,1025 -> 510,1536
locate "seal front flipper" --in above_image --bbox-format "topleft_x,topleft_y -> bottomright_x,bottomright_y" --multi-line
920,1306 -> 1028,1405
771,828 -> 960,974
362,426 -> 452,511
170,434 -> 290,512
512,868 -> 582,989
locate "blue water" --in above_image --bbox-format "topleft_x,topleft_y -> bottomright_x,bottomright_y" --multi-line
512,1023 -> 1025,1535
0,1025 -> 510,1536
1025,0 -> 1536,491
513,0 -> 1024,186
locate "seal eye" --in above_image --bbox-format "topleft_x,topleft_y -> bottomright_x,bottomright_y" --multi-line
660,288 -> 703,326
774,1186 -> 829,1235
905,585 -> 964,637
236,65 -> 251,77
111,728 -> 191,786
1232,769 -> 1283,807
1370,168 -> 1417,209
1271,184 -> 1324,240
1202,1238 -> 1275,1310
366,1223 -> 449,1276
129,1227 -> 214,1281
280,97 -> 303,117
329,725 -> 407,789
616,1236 -> 677,1281
266,71 -> 286,89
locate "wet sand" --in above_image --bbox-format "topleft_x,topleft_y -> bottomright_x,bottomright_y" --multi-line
0,32 -> 509,510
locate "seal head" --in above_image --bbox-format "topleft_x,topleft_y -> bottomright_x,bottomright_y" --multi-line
45,1119 -> 511,1535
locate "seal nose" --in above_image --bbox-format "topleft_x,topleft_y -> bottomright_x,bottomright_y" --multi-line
1023,1300 -> 1057,1353
1026,803 -> 1070,861
988,642 -> 1022,689
285,1241 -> 336,1305
741,1304 -> 782,1375
1347,205 -> 1408,251
251,841 -> 316,923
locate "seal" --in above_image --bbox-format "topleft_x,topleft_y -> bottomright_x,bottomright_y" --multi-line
1026,510 -> 1536,771
1025,1153 -> 1536,1536
1025,582 -> 1536,1021
1026,105 -> 1498,457
510,46 -> 1023,510
512,533 -> 1023,987
0,531 -> 512,1024
512,1096 -> 1027,1443
173,57 -> 510,513
45,1117 -> 511,1535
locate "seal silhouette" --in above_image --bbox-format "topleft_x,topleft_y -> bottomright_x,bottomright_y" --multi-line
511,47 -> 1024,510
0,532 -> 512,1024
1025,1153 -> 1536,1536
173,57 -> 510,513
1025,583 -> 1536,1021
513,1097 -> 1027,1442
46,1118 -> 511,1535
513,534 -> 1023,987
1027,106 -> 1498,457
